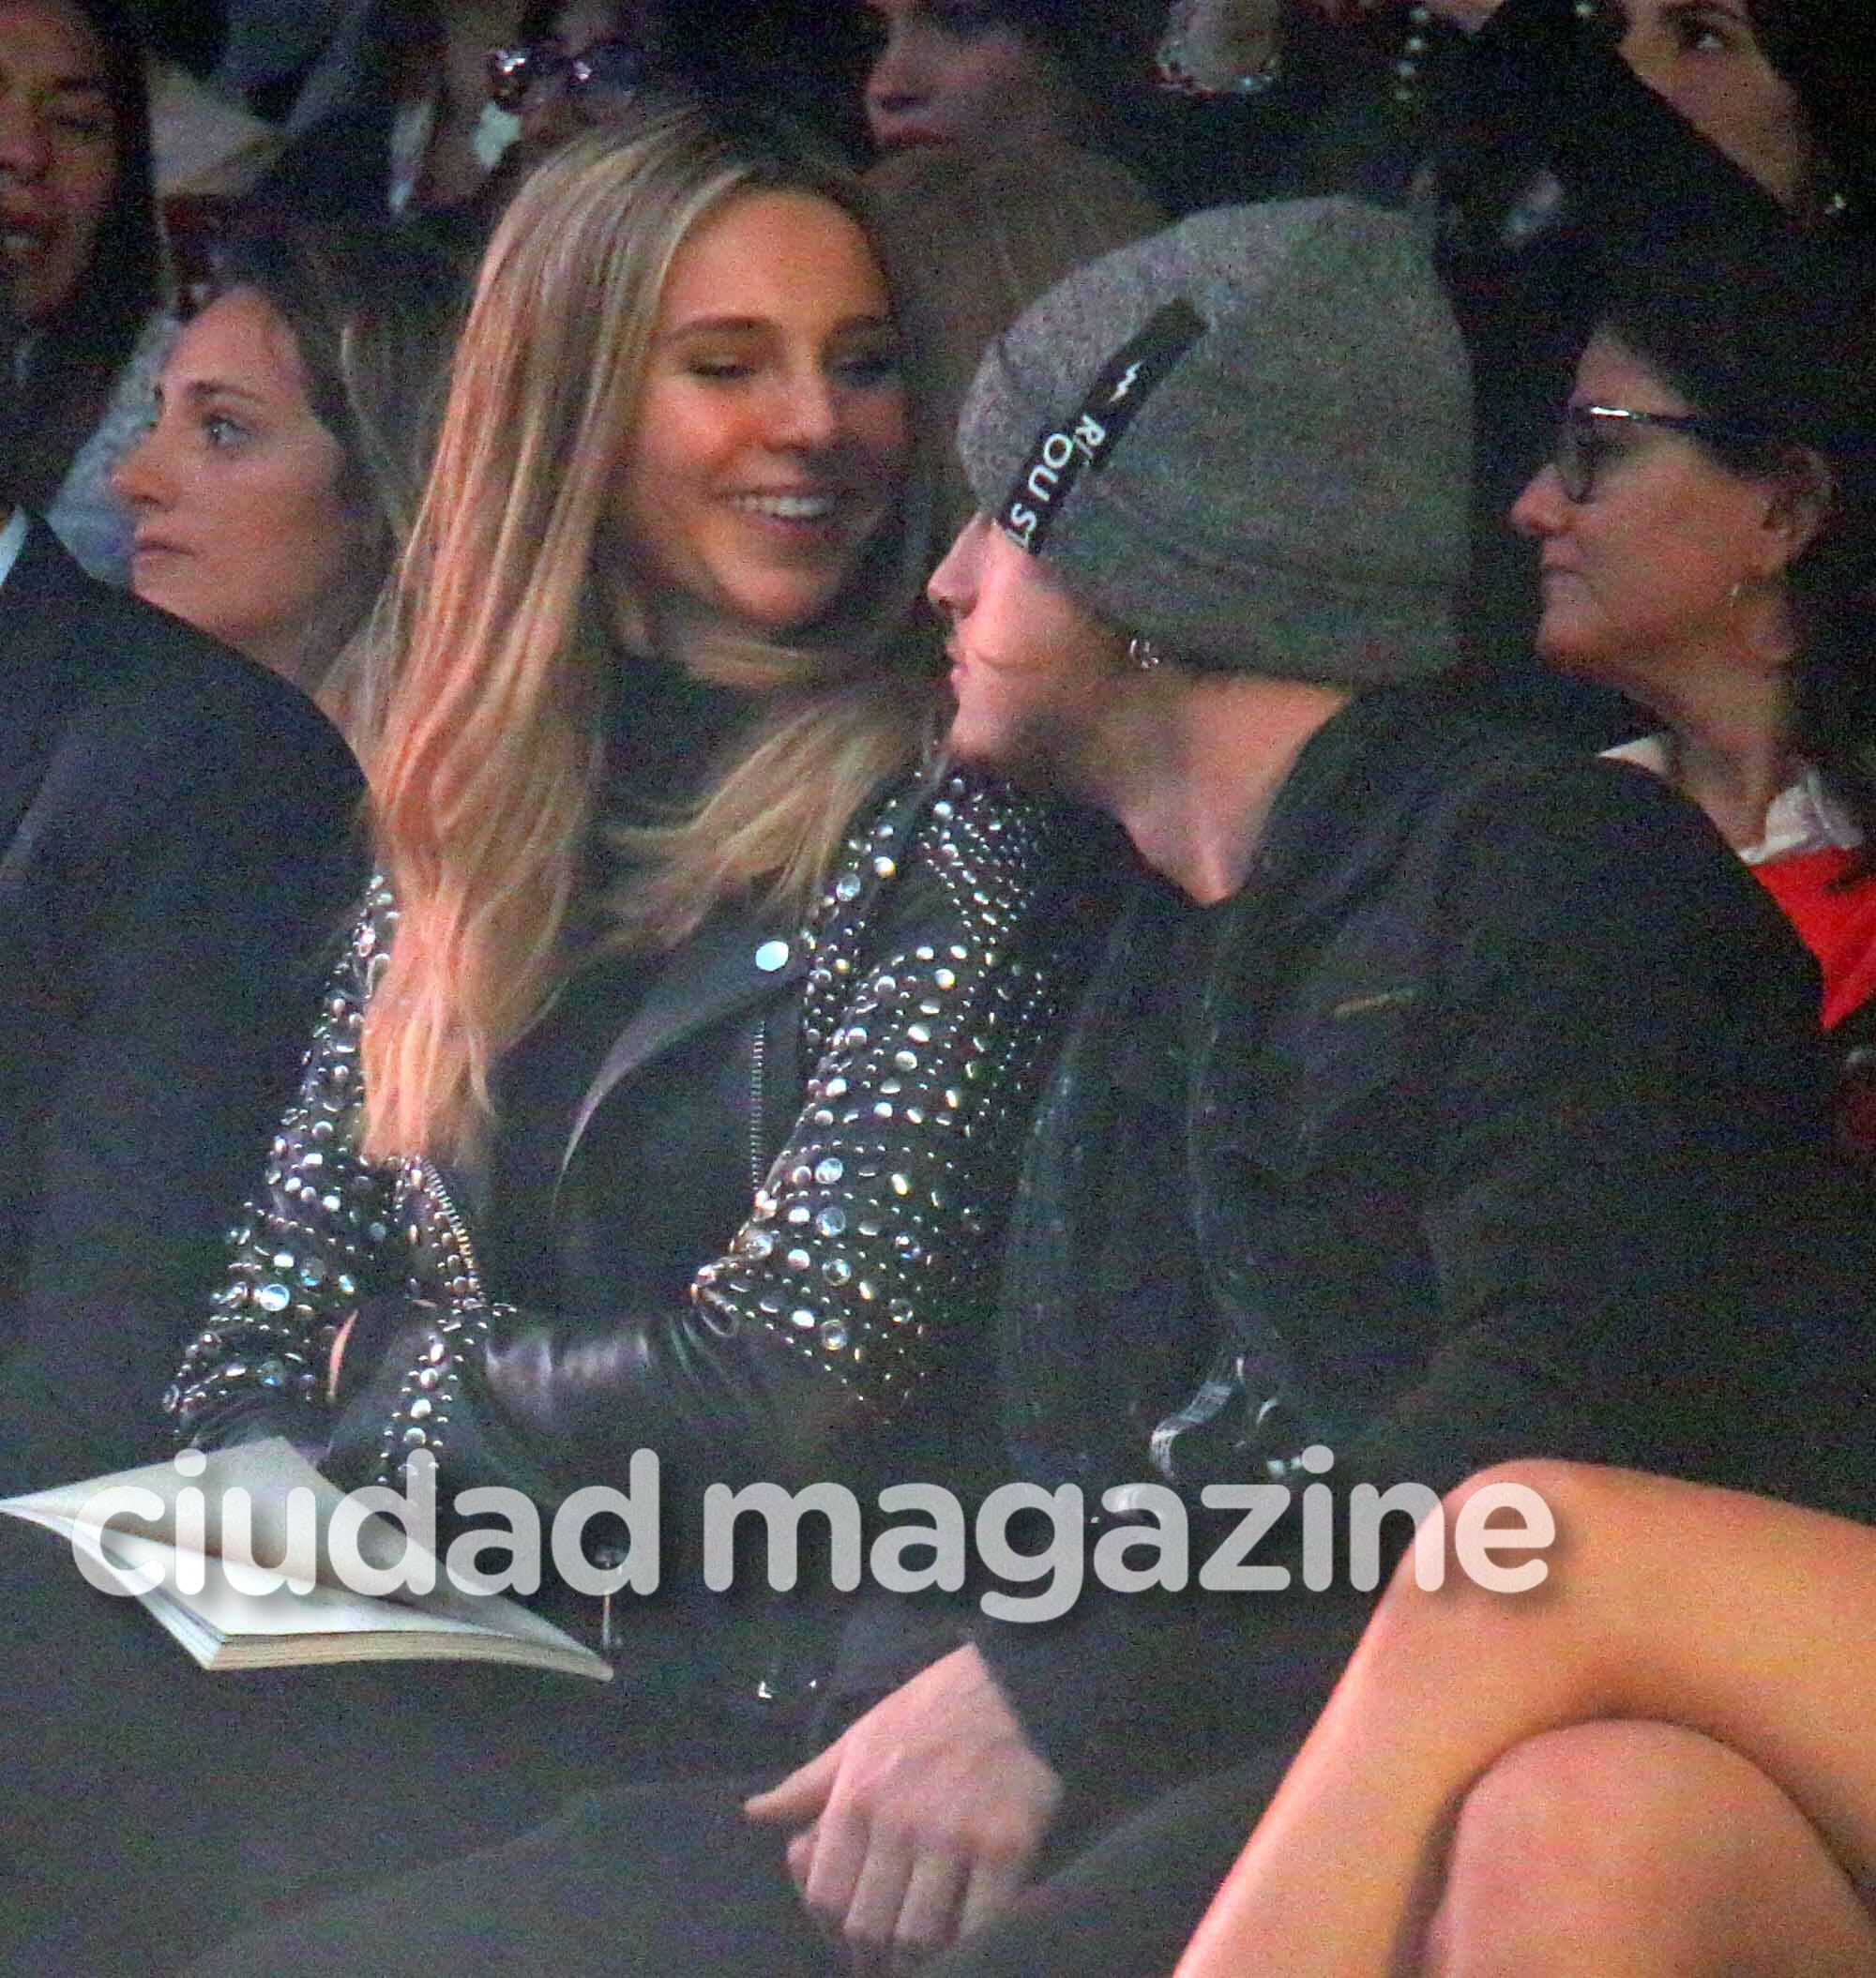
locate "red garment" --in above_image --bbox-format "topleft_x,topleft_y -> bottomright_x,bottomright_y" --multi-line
1751,847 -> 1876,1030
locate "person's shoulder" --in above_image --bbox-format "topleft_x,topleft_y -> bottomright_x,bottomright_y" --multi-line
1318,685 -> 1781,938
891,763 -> 1126,887
97,593 -> 347,759
11,526 -> 359,797
825,765 -> 1126,951
1356,683 -> 1710,840
1409,716 -> 1806,989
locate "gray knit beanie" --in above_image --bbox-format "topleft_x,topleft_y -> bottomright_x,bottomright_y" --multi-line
957,198 -> 1473,683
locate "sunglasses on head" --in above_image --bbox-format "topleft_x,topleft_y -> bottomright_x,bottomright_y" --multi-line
487,36 -> 648,115
1552,402 -> 1770,504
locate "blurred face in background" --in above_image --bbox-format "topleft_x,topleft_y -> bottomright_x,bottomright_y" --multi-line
861,0 -> 1082,156
1613,0 -> 1809,205
508,0 -> 645,151
112,288 -> 359,688
0,0 -> 116,322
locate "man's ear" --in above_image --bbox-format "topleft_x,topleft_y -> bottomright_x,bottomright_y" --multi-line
1760,445 -> 1838,574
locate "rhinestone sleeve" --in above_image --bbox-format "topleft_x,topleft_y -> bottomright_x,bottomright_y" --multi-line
163,882 -> 401,1442
688,772 -> 1083,1414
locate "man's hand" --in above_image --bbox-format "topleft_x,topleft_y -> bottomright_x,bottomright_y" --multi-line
744,1644 -> 1063,1970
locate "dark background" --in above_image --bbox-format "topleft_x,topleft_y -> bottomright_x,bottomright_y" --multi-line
124,3 -> 876,154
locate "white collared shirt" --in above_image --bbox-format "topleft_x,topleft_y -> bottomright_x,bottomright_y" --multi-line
1602,732 -> 1864,866
0,507 -> 28,594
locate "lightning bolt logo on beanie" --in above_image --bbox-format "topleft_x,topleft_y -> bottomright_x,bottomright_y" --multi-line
996,299 -> 1206,553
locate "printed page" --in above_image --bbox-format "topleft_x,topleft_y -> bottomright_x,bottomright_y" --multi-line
2,1440 -> 612,1679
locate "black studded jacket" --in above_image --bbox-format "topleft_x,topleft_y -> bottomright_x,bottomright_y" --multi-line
167,768 -> 1110,1509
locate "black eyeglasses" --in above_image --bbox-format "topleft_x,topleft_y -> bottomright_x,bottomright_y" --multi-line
488,37 -> 647,116
1553,402 -> 1767,504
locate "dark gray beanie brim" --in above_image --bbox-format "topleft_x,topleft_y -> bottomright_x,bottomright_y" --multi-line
958,199 -> 1473,685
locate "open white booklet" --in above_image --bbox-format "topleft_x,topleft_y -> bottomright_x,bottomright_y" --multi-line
0,1438 -> 612,1681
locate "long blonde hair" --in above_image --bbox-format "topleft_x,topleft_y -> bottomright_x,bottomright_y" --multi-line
357,106 -> 939,1167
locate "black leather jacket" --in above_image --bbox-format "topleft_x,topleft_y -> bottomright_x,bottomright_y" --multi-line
168,769 -> 1107,1513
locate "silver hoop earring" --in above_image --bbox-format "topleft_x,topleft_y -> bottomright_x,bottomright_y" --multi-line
1129,634 -> 1164,672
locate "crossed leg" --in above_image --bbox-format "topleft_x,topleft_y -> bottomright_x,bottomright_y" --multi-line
1173,1462 -> 1876,1977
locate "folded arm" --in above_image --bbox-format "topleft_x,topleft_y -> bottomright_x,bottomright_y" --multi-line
320,776 -> 1097,1503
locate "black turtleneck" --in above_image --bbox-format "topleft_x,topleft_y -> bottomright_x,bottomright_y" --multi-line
599,646 -> 757,825
480,652 -> 761,1306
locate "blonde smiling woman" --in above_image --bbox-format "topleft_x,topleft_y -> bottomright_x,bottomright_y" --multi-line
0,98 -> 1104,1971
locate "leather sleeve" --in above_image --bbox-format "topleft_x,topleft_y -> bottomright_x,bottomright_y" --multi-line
324,774 -> 1102,1503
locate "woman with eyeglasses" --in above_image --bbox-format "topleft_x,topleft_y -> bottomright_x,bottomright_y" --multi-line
1168,241 -> 1876,1977
486,0 -> 667,146
1510,252 -> 1876,1151
442,0 -> 695,249
1283,0 -> 1872,750
0,99 -> 1099,1971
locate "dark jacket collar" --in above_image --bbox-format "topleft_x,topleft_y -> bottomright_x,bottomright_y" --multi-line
1247,680 -> 1566,928
0,513 -> 95,625
0,518 -> 110,851
554,896 -> 806,1199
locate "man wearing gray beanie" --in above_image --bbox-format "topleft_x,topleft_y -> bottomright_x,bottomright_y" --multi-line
744,199 -> 1876,1974
176,204 -> 1876,1978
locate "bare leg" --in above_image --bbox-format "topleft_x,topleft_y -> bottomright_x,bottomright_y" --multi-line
1174,1462 -> 1876,1978
1427,1723 -> 1876,1976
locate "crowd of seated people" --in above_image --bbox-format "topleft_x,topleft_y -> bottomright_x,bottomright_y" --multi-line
0,95 -> 1111,1969
0,4 -> 1873,1975
1174,197 -> 1876,1978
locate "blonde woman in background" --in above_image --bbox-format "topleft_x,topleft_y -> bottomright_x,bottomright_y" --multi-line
865,135 -> 1166,541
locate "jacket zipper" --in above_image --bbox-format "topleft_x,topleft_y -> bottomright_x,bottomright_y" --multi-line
412,1155 -> 643,1654
405,1154 -> 491,1321
749,1017 -> 767,1192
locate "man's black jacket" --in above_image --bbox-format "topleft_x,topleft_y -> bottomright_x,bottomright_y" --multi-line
976,685 -> 1876,1804
0,521 -> 362,1487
